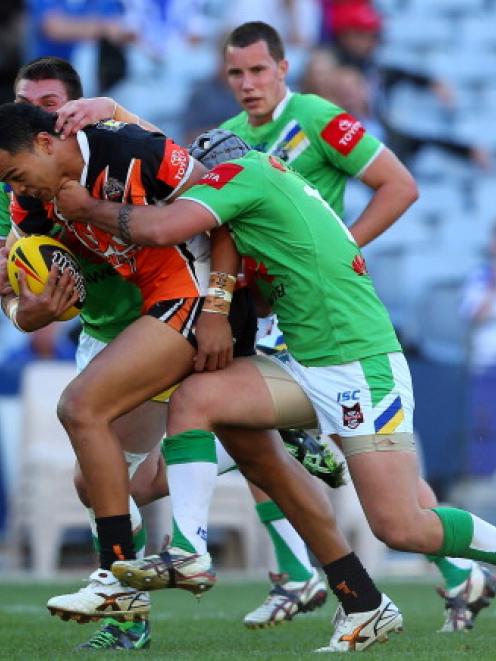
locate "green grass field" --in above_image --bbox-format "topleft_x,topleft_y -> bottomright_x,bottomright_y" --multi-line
0,579 -> 495,660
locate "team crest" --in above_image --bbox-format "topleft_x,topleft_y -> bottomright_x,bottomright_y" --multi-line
103,177 -> 125,201
342,403 -> 364,429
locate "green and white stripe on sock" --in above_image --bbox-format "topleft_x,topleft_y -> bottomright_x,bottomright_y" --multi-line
161,429 -> 218,555
432,506 -> 496,565
425,555 -> 473,591
256,500 -> 313,582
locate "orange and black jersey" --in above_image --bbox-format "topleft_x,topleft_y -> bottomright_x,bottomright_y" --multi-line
12,120 -> 209,310
11,195 -> 57,237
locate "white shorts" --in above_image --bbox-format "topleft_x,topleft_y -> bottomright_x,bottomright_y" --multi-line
75,330 -> 107,374
276,351 -> 414,438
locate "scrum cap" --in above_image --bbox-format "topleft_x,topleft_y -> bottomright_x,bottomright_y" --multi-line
188,129 -> 251,169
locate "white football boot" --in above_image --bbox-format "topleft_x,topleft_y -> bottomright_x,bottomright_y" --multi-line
47,569 -> 150,623
438,563 -> 496,632
315,593 -> 403,653
244,568 -> 327,628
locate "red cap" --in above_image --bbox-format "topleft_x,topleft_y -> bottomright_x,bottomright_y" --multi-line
331,2 -> 382,34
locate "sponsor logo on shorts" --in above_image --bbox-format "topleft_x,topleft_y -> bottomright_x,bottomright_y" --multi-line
352,255 -> 368,276
337,390 -> 360,403
321,113 -> 365,155
199,163 -> 244,190
342,402 -> 364,429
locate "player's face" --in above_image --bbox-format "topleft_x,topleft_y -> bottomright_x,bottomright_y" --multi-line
15,78 -> 70,112
225,40 -> 288,127
0,139 -> 63,201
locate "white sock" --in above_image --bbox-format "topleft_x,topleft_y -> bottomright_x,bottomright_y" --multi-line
214,435 -> 237,474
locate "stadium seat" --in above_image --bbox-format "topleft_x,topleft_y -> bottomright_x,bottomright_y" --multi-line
412,276 -> 469,364
382,14 -> 453,53
7,362 -> 88,576
409,0 -> 484,16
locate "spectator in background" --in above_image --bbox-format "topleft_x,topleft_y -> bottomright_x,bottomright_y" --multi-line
226,0 -> 321,48
300,56 -> 385,141
310,1 -> 492,170
0,322 -> 76,396
460,223 -> 496,476
182,43 -> 241,145
0,2 -> 25,105
25,0 -> 136,92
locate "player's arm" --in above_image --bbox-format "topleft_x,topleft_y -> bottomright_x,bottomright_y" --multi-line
56,181 -> 217,247
350,148 -> 418,248
55,97 -> 162,139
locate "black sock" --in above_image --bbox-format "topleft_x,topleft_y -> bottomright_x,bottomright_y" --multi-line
95,514 -> 136,570
323,552 -> 382,614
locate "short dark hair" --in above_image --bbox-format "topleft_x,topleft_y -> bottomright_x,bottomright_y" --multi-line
224,22 -> 285,61
14,57 -> 83,100
0,102 -> 58,154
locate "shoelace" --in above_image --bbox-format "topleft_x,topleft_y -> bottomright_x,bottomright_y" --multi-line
85,623 -> 121,648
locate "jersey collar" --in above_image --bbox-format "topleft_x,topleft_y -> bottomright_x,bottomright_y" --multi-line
272,88 -> 293,121
76,130 -> 90,186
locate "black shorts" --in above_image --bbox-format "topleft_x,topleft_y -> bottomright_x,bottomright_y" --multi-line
146,287 -> 257,356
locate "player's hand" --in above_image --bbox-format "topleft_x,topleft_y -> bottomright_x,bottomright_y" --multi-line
16,266 -> 80,331
55,97 -> 115,139
194,312 -> 234,372
56,180 -> 95,222
0,247 -> 13,296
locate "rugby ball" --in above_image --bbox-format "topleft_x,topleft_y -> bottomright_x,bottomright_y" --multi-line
7,235 -> 86,321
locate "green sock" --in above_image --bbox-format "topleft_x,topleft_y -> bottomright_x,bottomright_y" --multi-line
256,500 -> 313,582
432,506 -> 496,564
425,555 -> 472,590
162,430 -> 218,554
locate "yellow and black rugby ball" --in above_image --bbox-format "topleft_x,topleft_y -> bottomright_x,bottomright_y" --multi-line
8,235 -> 86,321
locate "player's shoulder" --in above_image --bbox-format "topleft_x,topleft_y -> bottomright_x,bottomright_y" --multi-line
83,119 -> 149,146
289,92 -> 342,117
219,111 -> 248,131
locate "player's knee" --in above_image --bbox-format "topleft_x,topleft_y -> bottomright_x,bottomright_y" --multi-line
369,514 -> 418,550
73,470 -> 90,506
57,380 -> 93,433
169,375 -> 213,420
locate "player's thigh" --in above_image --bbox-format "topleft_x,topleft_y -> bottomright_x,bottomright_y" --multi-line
346,449 -> 422,529
64,315 -> 195,422
111,400 -> 167,454
169,354 -> 316,431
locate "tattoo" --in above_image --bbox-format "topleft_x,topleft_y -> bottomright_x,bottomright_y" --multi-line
117,204 -> 133,244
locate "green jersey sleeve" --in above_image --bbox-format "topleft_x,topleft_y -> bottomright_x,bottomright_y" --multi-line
179,156 -> 263,225
299,95 -> 383,178
0,184 -> 11,240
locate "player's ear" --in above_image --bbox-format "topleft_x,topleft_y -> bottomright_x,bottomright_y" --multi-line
35,131 -> 56,154
278,58 -> 289,80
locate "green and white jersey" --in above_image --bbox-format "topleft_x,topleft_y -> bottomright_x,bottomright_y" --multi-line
181,151 -> 400,367
0,184 -> 10,241
220,91 -> 383,217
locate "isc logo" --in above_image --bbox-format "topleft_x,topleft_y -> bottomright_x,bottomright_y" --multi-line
337,390 -> 360,403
